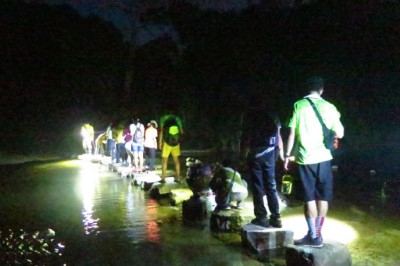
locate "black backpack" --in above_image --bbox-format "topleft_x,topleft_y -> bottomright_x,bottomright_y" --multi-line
163,117 -> 180,146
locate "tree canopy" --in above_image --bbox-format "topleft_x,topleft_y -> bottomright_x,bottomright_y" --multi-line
1,0 -> 399,160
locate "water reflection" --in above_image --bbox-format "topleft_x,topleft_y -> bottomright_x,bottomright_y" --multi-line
145,199 -> 160,243
125,183 -> 161,243
1,157 -> 398,265
78,164 -> 100,235
76,161 -> 162,243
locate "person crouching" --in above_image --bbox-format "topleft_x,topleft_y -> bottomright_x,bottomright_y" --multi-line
210,160 -> 248,211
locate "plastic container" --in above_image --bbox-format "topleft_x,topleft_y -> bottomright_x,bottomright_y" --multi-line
281,174 -> 294,195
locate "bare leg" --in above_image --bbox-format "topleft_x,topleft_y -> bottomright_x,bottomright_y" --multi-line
172,155 -> 180,181
138,151 -> 144,170
134,152 -> 139,169
317,200 -> 329,216
305,200 -> 318,218
161,157 -> 168,181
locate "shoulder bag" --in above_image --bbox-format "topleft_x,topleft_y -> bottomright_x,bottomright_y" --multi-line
306,98 -> 338,152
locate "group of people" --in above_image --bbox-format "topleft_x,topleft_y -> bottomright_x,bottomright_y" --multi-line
241,76 -> 344,248
82,112 -> 184,182
118,118 -> 158,173
81,76 -> 344,249
121,112 -> 185,183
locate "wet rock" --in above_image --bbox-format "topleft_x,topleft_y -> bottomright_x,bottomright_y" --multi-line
120,166 -> 132,178
170,188 -> 193,205
112,162 -> 125,173
100,156 -> 111,165
149,178 -> 186,197
285,240 -> 351,266
210,210 -> 253,232
182,195 -> 208,226
241,224 -> 294,253
132,172 -> 162,190
0,228 -> 65,265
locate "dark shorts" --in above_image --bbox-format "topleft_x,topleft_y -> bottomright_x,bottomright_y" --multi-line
298,160 -> 333,202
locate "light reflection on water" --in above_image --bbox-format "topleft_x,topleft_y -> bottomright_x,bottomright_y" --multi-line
144,199 -> 161,243
77,161 -> 161,243
78,164 -> 100,235
1,157 -> 399,265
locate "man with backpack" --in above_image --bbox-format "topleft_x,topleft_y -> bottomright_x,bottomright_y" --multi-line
130,118 -> 145,173
159,112 -> 184,183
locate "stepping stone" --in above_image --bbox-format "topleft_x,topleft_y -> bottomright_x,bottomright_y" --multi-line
182,196 -> 208,226
285,240 -> 352,266
170,188 -> 193,205
210,210 -> 254,233
241,224 -> 294,253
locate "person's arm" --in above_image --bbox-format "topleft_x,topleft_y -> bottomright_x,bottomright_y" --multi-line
277,127 -> 284,161
176,117 -> 184,135
158,127 -> 164,149
284,127 -> 295,170
152,128 -> 158,149
333,115 -> 344,139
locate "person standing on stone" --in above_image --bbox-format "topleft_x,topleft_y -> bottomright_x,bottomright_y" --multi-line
130,118 -> 145,173
284,76 -> 344,248
159,111 -> 184,183
241,100 -> 284,228
115,123 -> 127,164
144,120 -> 158,171
81,123 -> 94,155
106,123 -> 116,163
123,126 -> 133,167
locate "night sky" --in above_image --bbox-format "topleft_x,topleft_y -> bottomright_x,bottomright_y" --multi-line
1,0 -> 399,174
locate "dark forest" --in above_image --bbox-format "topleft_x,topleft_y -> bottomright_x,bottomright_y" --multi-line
1,1 -> 399,175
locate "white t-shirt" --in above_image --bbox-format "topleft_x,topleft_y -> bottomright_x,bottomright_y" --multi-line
144,127 -> 158,149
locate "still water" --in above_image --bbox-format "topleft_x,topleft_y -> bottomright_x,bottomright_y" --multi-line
0,155 -> 399,265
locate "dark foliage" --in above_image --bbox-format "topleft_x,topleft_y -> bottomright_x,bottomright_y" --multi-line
1,1 -> 127,154
1,1 -> 399,172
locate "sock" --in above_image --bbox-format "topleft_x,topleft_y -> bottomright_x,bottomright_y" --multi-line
306,217 -> 317,238
316,216 -> 325,237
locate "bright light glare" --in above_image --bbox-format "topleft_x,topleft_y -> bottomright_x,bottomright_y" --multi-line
284,215 -> 358,244
78,166 -> 100,234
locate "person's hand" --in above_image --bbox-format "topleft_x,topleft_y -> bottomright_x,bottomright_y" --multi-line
284,156 -> 294,171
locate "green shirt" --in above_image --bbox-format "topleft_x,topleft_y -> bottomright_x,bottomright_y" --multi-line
160,114 -> 183,130
288,95 -> 344,164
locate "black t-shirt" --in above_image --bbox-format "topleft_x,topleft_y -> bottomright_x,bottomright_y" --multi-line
242,110 -> 280,152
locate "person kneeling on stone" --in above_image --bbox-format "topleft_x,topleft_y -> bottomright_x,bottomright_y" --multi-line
209,160 -> 248,211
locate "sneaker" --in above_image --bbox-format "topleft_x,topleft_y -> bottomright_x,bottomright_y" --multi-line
294,234 -> 323,248
251,218 -> 270,228
269,217 -> 282,228
310,236 -> 323,248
